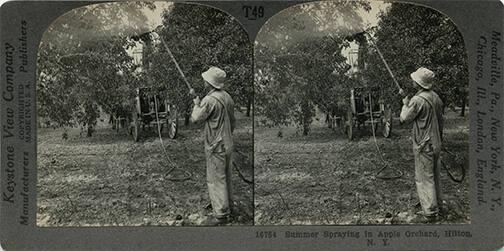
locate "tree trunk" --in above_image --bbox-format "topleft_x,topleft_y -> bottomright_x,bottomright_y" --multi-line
87,125 -> 94,137
184,103 -> 191,126
303,125 -> 309,135
303,115 -> 310,135
303,113 -> 310,135
246,98 -> 252,117
460,97 -> 466,117
111,115 -> 116,130
185,114 -> 190,126
301,100 -> 312,135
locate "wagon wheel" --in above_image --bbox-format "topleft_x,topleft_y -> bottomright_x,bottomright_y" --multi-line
335,109 -> 344,134
115,118 -> 120,133
131,113 -> 140,142
115,117 -> 124,134
344,107 -> 354,140
116,119 -> 121,133
382,106 -> 393,138
165,106 -> 178,139
327,114 -> 336,130
337,117 -> 345,135
126,117 -> 132,136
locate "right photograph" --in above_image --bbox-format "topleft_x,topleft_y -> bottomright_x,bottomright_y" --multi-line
254,1 -> 470,225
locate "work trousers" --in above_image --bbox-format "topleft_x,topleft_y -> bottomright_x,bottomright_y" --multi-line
414,145 -> 442,216
206,150 -> 233,218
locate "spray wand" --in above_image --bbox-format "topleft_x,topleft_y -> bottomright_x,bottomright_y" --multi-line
362,32 -> 405,96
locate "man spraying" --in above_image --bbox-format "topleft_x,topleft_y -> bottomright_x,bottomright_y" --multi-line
399,67 -> 444,223
190,66 -> 236,226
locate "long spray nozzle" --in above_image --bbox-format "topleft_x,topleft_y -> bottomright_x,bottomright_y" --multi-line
364,33 -> 403,94
345,29 -> 405,96
147,31 -> 195,97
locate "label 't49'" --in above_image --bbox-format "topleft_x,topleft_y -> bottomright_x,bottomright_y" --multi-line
243,6 -> 264,20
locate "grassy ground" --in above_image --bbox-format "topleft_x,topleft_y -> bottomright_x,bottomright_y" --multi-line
37,112 -> 253,226
254,110 -> 470,225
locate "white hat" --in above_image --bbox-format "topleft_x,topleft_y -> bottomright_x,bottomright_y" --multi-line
410,67 -> 435,90
201,66 -> 226,89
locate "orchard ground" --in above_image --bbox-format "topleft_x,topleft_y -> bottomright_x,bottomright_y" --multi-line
254,109 -> 470,225
37,111 -> 253,226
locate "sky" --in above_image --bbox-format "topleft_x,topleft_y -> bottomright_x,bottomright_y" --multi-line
51,1 -> 389,45
342,1 -> 391,66
120,2 -> 172,64
356,1 -> 390,30
255,1 -> 390,51
146,1 -> 389,34
41,1 -> 175,50
49,1 -> 391,66
142,2 -> 173,30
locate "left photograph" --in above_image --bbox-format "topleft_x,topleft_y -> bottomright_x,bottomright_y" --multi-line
36,2 -> 253,226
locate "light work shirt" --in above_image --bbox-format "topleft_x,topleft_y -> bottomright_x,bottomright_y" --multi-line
191,89 -> 235,155
400,89 -> 444,154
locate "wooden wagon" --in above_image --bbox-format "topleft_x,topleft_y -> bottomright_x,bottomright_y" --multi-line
330,32 -> 393,140
129,87 -> 178,142
333,86 -> 393,140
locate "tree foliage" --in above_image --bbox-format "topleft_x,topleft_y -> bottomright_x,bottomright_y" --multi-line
256,35 -> 356,135
254,1 -> 367,135
143,3 -> 253,121
255,2 -> 469,136
363,3 -> 468,113
37,2 -> 153,135
37,2 -> 252,137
